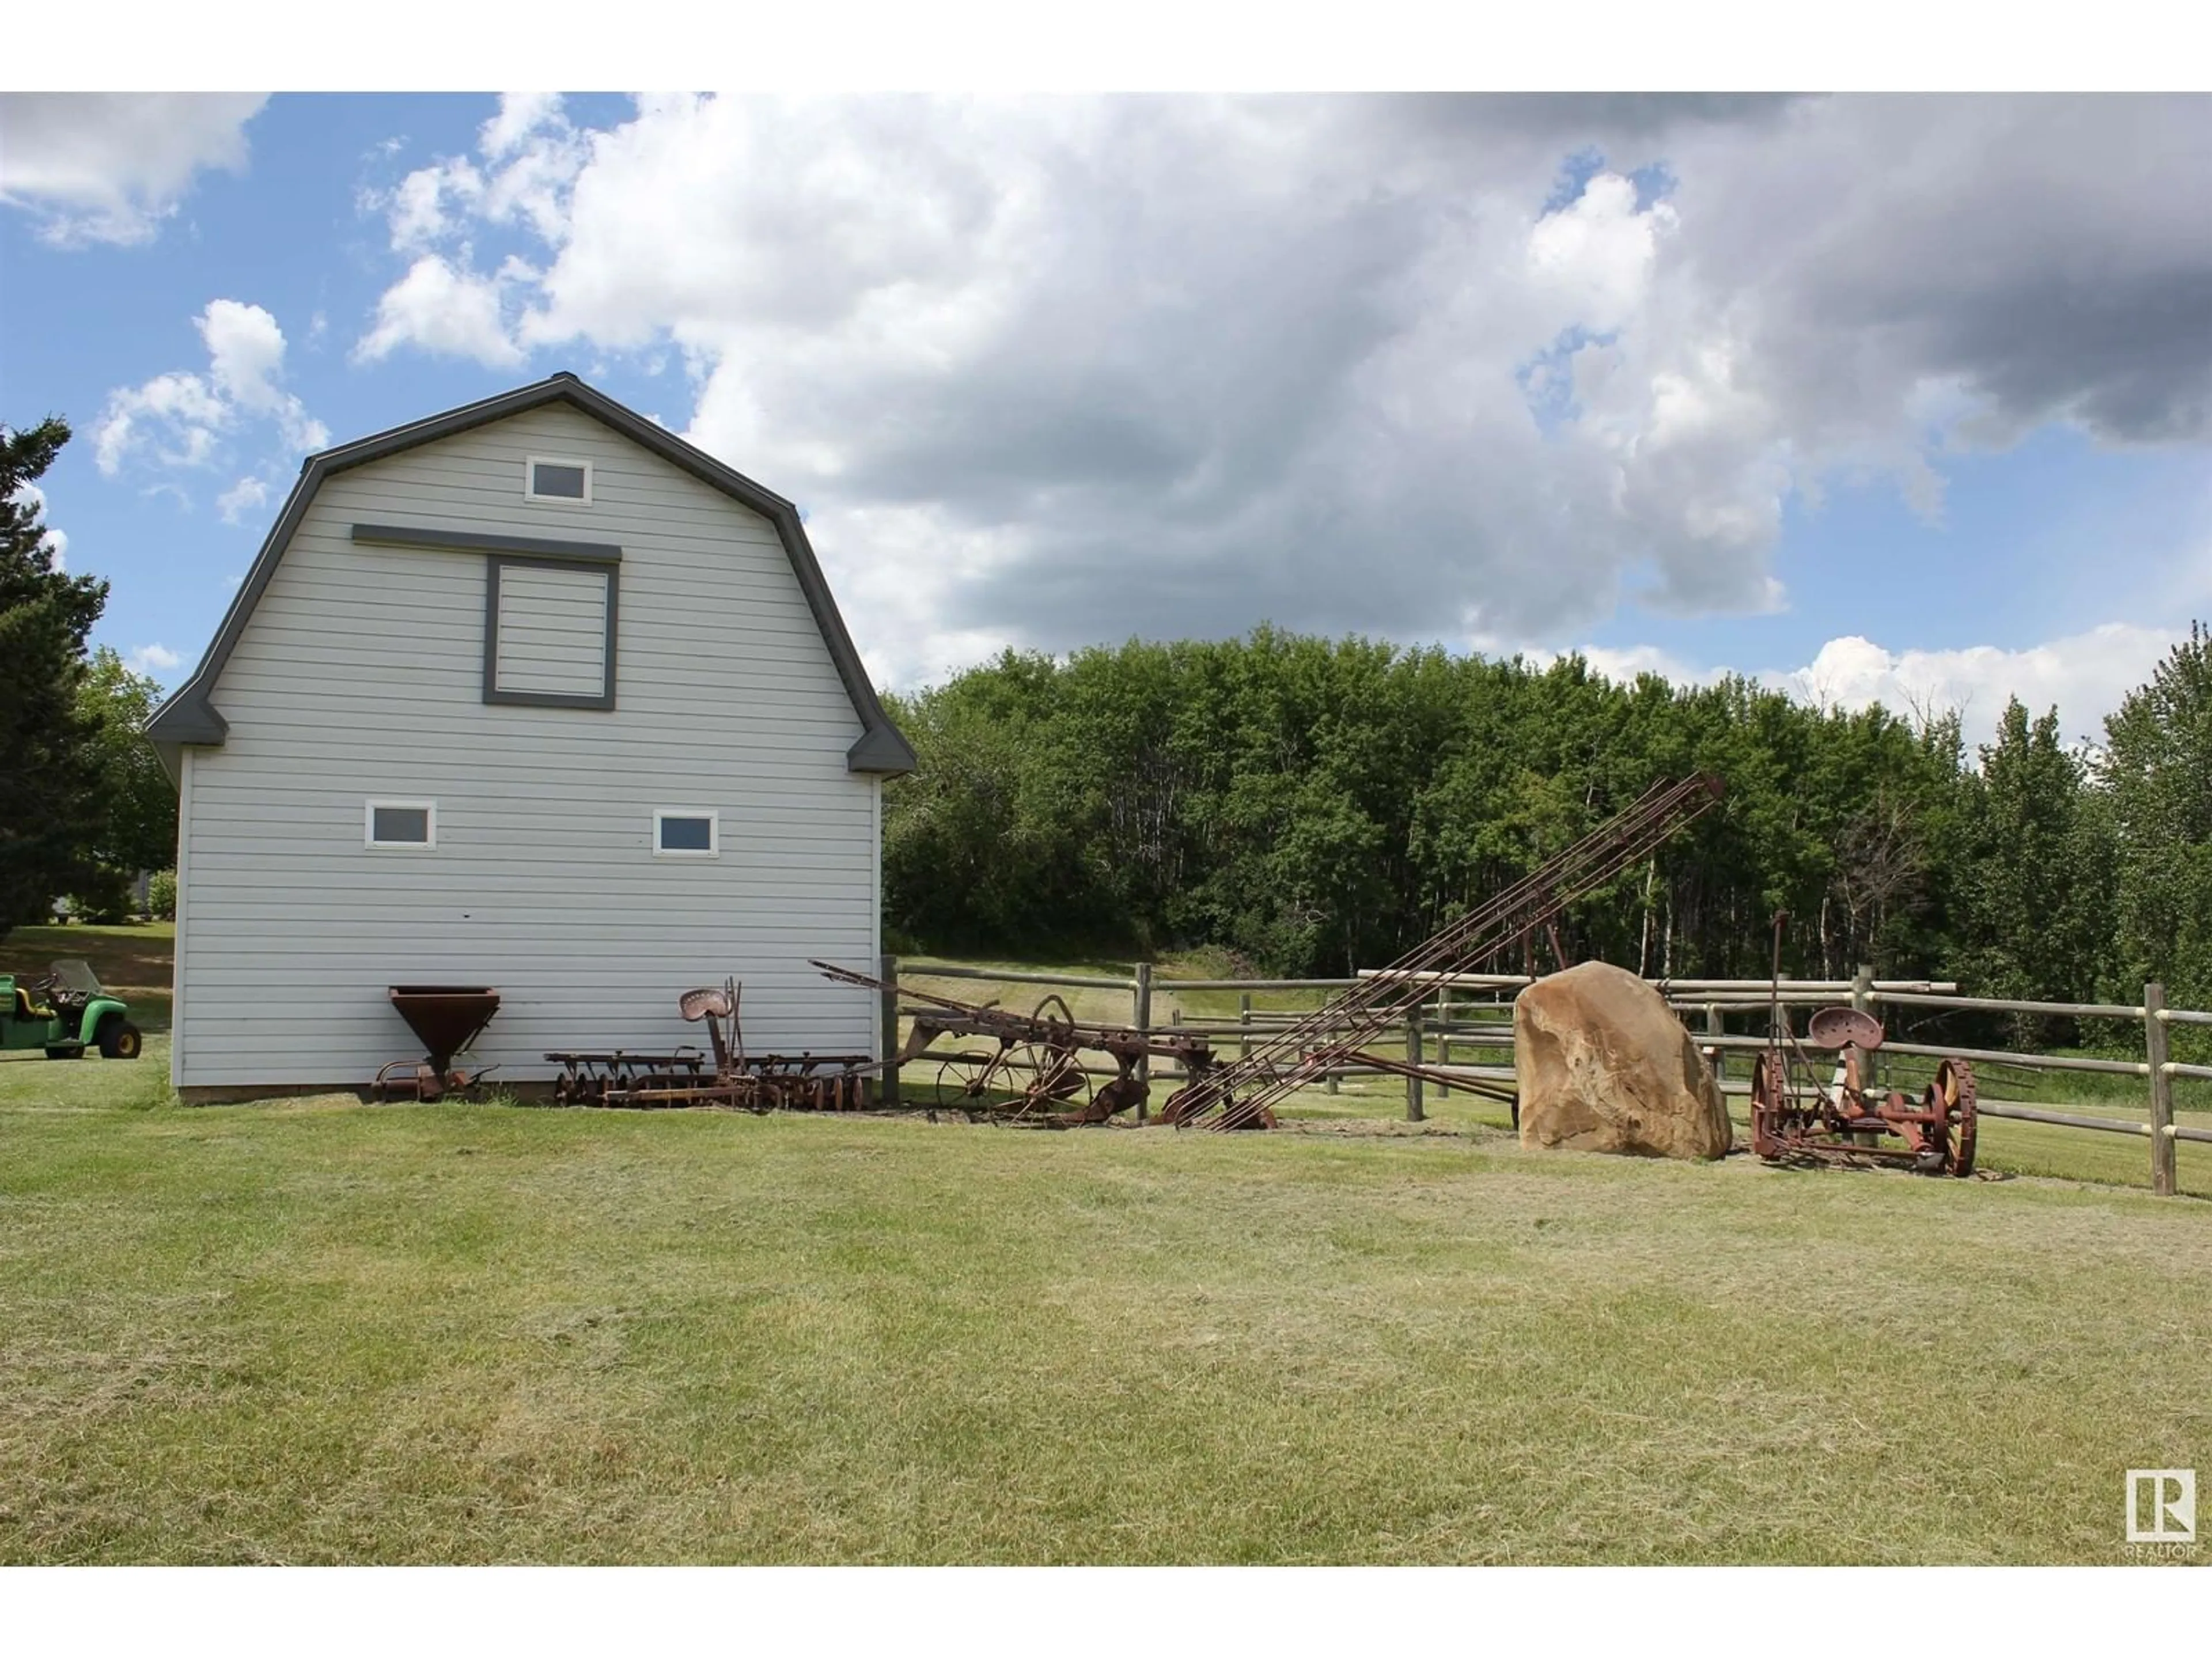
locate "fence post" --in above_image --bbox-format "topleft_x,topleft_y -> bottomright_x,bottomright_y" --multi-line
1239,992 -> 1252,1060
1134,963 -> 1153,1091
1437,987 -> 1452,1098
2147,982 -> 2175,1197
878,953 -> 901,1107
1705,1002 -> 1724,1086
1406,1006 -> 1425,1122
1853,964 -> 1877,1090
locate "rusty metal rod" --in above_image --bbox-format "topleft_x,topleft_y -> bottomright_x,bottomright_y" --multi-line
1170,774 -> 1724,1130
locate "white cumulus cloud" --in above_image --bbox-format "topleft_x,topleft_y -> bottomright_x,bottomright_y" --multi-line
380,157 -> 484,252
0,93 -> 265,246
94,371 -> 229,475
94,302 -> 327,509
480,92 -> 566,161
353,93 -> 585,365
1578,622 -> 2190,753
216,476 -> 272,524
7,480 -> 70,569
199,301 -> 329,454
346,94 -> 2212,691
1527,171 -> 1676,334
128,643 -> 183,675
354,253 -> 528,368
1778,626 -> 2187,748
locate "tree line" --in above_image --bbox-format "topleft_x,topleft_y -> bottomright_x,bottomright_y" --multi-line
2,418 -> 177,938
10,406 -> 2209,1048
882,623 -> 2212,1040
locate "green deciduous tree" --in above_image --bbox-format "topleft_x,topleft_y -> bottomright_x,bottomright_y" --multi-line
1951,698 -> 2110,1044
72,645 -> 181,919
875,619 -> 2212,1032
2103,621 -> 2212,1010
0,418 -> 109,942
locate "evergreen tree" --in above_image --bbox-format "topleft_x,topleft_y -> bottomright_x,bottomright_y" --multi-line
0,418 -> 109,942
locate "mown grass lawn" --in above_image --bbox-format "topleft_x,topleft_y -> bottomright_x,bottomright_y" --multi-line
4,936 -> 2207,1563
4,1027 -> 2209,1564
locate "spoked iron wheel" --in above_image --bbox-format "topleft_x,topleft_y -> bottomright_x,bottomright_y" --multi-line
1924,1057 -> 1978,1176
934,1050 -> 1003,1113
1003,1040 -> 1090,1120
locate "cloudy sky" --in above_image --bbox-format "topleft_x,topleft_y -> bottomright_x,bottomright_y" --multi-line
3,89 -> 2207,748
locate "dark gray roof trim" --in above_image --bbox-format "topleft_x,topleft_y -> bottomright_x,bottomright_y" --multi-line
353,522 -> 624,565
147,371 -> 916,775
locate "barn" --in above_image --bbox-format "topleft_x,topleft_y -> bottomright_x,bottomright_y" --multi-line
144,372 -> 915,1098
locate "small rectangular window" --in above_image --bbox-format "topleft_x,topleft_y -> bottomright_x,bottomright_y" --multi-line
366,800 -> 436,849
525,457 -> 592,503
653,809 -> 718,857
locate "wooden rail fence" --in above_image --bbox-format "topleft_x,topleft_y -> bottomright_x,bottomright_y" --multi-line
873,955 -> 2209,1196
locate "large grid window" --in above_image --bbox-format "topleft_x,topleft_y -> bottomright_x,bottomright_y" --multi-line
484,555 -> 618,709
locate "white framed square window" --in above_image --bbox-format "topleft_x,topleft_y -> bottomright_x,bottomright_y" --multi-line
366,798 -> 437,850
524,455 -> 593,504
653,808 -> 719,858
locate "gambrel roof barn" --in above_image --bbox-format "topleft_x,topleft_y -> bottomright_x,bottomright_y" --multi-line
146,372 -> 912,1097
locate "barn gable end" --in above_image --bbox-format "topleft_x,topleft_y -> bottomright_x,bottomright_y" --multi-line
147,374 -> 908,1092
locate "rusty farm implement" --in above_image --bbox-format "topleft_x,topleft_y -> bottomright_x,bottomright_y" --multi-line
546,978 -> 871,1110
1155,772 -> 1729,1130
1747,915 -> 1978,1176
811,961 -> 1219,1125
818,772 -> 1726,1131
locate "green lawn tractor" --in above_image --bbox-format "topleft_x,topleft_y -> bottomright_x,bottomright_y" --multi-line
1,959 -> 143,1060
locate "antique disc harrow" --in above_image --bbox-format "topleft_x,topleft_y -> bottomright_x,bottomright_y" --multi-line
547,979 -> 873,1111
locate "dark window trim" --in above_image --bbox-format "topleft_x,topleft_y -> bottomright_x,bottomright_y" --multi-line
351,522 -> 622,565
483,554 -> 619,711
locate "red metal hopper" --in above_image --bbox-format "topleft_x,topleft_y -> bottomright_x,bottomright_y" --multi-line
376,986 -> 501,1101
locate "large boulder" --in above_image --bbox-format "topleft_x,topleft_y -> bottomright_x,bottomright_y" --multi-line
1514,960 -> 1731,1161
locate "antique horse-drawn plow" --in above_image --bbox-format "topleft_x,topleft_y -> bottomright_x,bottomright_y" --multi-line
1747,915 -> 1978,1176
817,773 -> 1728,1131
811,963 -> 1218,1126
